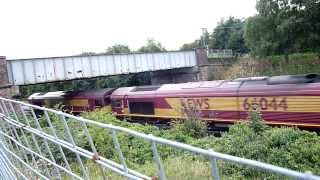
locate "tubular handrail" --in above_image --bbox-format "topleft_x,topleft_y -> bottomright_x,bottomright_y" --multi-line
0,97 -> 319,180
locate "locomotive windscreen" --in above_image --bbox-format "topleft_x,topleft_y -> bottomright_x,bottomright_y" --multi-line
129,102 -> 155,115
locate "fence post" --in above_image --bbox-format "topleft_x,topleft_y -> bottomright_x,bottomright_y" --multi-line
111,129 -> 128,174
149,134 -> 166,180
58,114 -> 89,179
209,149 -> 220,180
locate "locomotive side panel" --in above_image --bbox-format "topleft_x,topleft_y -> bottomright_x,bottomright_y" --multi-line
152,81 -> 241,122
239,81 -> 320,127
153,96 -> 239,122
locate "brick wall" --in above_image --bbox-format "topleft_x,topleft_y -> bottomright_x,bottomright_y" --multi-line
0,56 -> 19,97
0,56 -> 9,87
0,86 -> 19,98
195,48 -> 209,65
197,64 -> 226,81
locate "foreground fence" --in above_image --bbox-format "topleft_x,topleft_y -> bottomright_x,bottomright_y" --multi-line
0,97 -> 319,180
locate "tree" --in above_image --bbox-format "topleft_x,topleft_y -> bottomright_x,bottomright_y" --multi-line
210,17 -> 248,54
245,0 -> 320,57
245,15 -> 277,56
180,40 -> 201,50
105,44 -> 131,54
227,28 -> 248,54
138,39 -> 166,53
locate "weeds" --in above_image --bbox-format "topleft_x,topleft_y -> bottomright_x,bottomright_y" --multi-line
216,52 -> 320,80
248,107 -> 268,134
171,107 -> 207,138
31,108 -> 320,179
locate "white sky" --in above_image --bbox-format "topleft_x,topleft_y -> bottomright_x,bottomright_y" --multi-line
0,0 -> 256,59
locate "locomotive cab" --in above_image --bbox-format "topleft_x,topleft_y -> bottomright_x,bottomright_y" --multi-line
110,85 -> 160,118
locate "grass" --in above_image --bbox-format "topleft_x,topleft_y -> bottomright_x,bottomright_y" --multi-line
67,156 -> 248,180
67,155 -> 292,180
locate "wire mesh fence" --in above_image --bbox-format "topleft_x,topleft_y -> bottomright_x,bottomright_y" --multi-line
0,97 -> 319,180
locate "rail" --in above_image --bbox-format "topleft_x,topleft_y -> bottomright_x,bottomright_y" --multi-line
0,97 -> 319,180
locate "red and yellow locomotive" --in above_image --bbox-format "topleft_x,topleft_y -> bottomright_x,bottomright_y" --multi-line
28,88 -> 115,113
29,74 -> 320,128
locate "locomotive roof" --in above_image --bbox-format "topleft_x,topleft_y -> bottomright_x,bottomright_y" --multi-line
111,74 -> 320,96
111,80 -> 232,96
64,88 -> 115,98
28,88 -> 115,100
28,91 -> 66,100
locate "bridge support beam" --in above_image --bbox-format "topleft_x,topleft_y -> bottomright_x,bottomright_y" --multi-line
0,56 -> 19,98
150,63 -> 231,85
151,67 -> 198,85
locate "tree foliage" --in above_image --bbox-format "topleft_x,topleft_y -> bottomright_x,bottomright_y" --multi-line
210,17 -> 248,53
180,40 -> 201,51
138,39 -> 166,53
105,44 -> 131,54
245,0 -> 320,57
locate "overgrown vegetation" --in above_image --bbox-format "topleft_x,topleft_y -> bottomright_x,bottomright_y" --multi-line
172,107 -> 208,138
215,52 -> 320,80
32,108 -> 320,179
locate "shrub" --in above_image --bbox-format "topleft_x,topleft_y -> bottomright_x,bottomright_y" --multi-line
211,113 -> 320,177
171,107 -> 207,138
247,107 -> 268,134
33,108 -> 320,179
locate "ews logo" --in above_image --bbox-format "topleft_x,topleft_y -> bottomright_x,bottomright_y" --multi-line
180,98 -> 210,109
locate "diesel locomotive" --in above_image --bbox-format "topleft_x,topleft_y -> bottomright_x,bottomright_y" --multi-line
28,88 -> 115,113
28,74 -> 320,128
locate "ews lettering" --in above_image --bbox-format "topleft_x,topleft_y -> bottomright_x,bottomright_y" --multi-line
180,98 -> 210,109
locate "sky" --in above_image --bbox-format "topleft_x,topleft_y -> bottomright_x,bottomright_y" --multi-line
0,0 -> 257,59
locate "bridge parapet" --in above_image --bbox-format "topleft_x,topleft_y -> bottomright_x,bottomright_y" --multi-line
7,50 -> 197,86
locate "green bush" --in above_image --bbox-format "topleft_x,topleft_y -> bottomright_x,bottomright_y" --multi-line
34,109 -> 320,179
81,110 -> 187,165
212,113 -> 320,177
170,108 -> 208,139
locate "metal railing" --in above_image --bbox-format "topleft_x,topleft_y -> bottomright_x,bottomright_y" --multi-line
0,96 -> 319,180
207,49 -> 234,59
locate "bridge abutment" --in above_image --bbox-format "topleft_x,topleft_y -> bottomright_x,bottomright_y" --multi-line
151,67 -> 198,84
0,56 -> 19,97
150,49 -> 234,84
